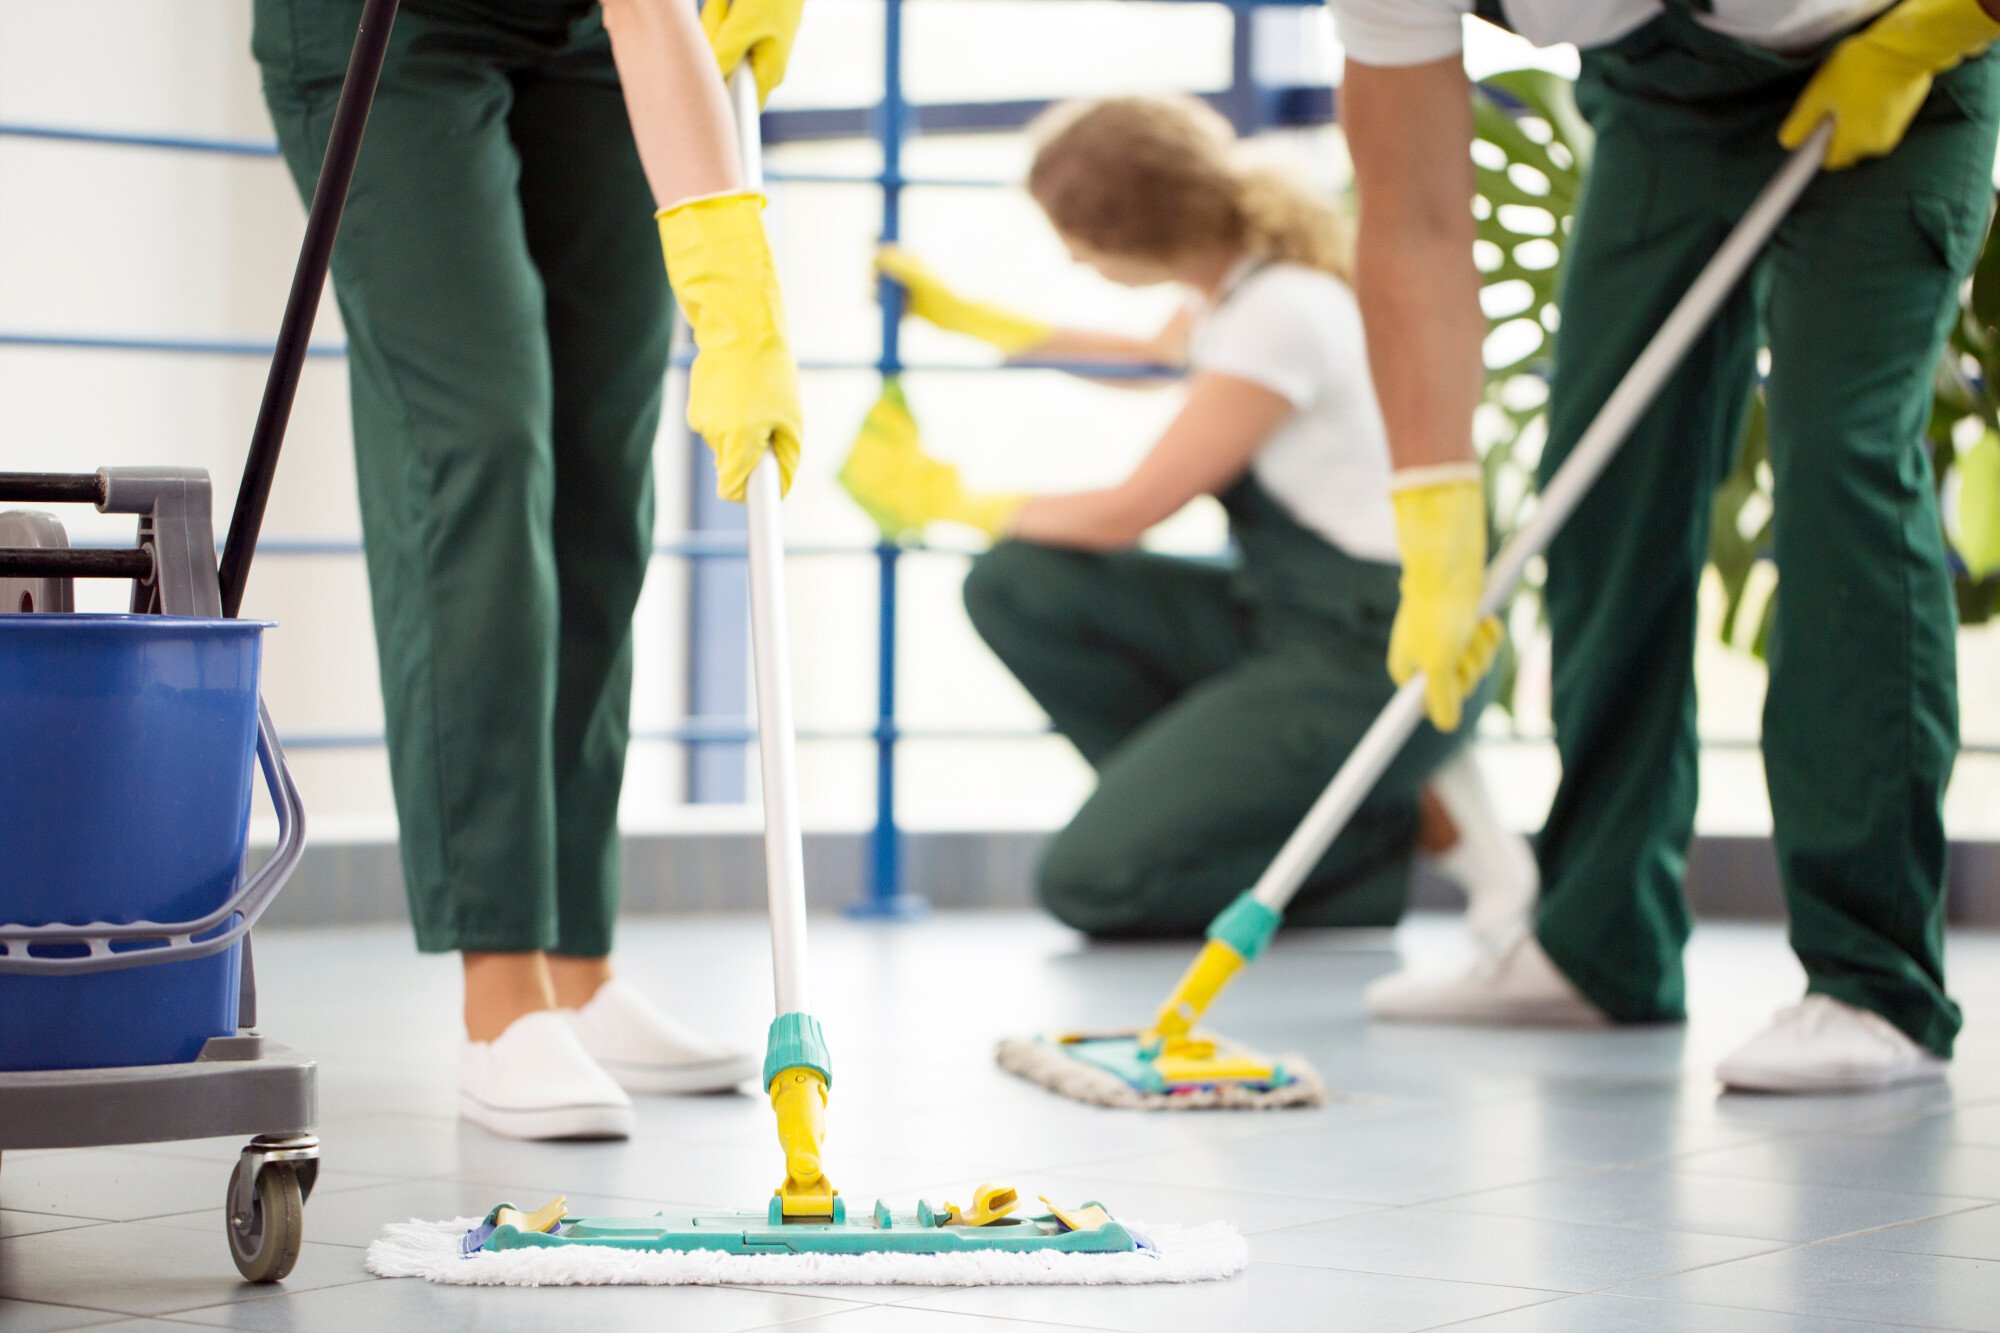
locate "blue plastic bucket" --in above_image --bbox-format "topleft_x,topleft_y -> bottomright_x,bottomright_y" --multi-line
0,614 -> 271,1071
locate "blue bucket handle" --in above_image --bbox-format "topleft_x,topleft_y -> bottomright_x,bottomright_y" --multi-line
0,699 -> 306,975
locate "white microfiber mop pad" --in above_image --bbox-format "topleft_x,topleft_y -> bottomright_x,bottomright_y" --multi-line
367,1216 -> 1246,1288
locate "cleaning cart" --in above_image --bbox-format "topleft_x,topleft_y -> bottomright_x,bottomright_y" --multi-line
0,0 -> 399,1282
0,469 -> 317,1283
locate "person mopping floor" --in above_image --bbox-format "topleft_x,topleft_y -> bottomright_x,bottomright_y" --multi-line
362,70 -> 1250,1285
252,0 -> 805,1137
1332,0 -> 2000,1091
846,95 -> 1535,954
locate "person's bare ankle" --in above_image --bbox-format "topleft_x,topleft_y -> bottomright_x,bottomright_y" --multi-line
548,954 -> 614,1010
463,951 -> 556,1042
1418,785 -> 1461,855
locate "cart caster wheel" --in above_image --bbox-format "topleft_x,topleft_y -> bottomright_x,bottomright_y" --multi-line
227,1157 -> 304,1283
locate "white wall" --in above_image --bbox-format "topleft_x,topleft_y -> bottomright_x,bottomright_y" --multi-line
2,1 -> 1994,847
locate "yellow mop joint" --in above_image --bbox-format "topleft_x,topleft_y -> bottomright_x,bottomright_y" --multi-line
765,1014 -> 841,1221
770,1066 -> 835,1218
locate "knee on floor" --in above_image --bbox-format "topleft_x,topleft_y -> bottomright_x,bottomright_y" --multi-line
1035,830 -> 1189,939
961,540 -> 1074,638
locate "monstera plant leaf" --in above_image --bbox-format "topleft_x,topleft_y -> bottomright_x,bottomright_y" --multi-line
1928,204 -> 2000,624
1468,70 -> 1592,707
1709,393 -> 1776,654
1960,430 -> 2000,581
1472,69 -> 1590,378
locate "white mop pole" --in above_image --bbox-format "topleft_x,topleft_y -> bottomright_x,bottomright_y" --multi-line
730,66 -> 813,1020
748,462 -> 810,1017
732,66 -> 839,1220
1243,123 -> 1831,918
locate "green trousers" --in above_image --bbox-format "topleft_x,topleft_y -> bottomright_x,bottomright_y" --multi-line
964,501 -> 1473,937
1538,10 -> 1998,1055
254,0 -> 673,955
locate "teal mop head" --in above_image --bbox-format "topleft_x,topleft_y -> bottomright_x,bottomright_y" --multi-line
462,1193 -> 1141,1258
367,1189 -> 1249,1287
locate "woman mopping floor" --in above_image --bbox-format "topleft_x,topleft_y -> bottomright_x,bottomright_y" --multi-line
253,0 -> 804,1137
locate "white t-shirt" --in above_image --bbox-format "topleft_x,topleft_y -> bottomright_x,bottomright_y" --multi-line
1188,260 -> 1400,565
1332,0 -> 1896,65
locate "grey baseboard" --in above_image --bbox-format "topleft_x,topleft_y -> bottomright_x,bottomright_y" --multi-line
258,830 -> 1049,928
259,830 -> 2000,930
1410,835 -> 2000,928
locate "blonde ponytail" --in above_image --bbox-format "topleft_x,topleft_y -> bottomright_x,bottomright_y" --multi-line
1235,163 -> 1354,284
1027,95 -> 1351,284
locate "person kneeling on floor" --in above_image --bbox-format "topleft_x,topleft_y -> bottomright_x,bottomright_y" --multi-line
842,96 -> 1534,948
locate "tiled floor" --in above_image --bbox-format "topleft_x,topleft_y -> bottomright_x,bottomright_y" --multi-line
5,911 -> 2000,1331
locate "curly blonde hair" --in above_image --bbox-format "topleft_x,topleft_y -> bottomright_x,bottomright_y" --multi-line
1026,95 -> 1352,283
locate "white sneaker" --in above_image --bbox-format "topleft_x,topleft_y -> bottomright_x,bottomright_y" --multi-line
1423,749 -> 1538,952
1716,995 -> 1947,1094
459,1010 -> 635,1141
1367,931 -> 1610,1026
562,978 -> 758,1095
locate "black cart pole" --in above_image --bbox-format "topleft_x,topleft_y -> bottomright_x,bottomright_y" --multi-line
217,0 -> 400,619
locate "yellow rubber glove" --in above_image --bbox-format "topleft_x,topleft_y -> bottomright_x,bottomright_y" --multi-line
657,192 -> 802,502
874,246 -> 1052,356
1781,0 -> 2000,169
700,0 -> 804,107
1387,466 -> 1504,733
837,380 -> 1024,539
1958,429 -> 2000,579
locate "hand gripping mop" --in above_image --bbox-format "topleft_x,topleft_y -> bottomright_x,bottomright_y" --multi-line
408,72 -> 1246,1285
1000,124 -> 1835,1110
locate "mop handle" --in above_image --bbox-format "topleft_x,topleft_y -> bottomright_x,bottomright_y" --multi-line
1245,122 -> 1831,917
729,67 -> 813,1018
218,0 -> 400,619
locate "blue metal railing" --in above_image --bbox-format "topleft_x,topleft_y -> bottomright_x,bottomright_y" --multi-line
62,530 -> 1052,754
859,0 -> 921,916
0,122 -> 284,157
0,333 -> 1179,382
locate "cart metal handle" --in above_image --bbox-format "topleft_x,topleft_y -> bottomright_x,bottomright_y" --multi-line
0,699 -> 308,975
